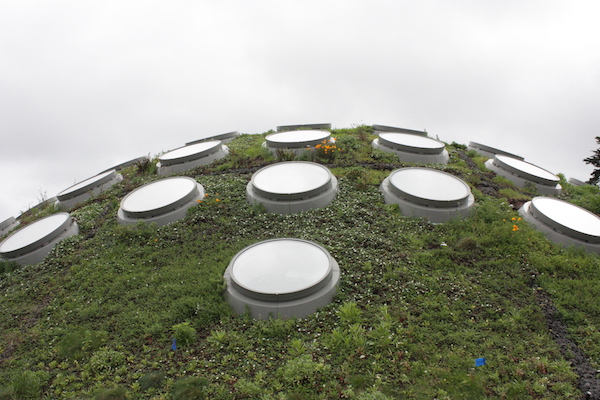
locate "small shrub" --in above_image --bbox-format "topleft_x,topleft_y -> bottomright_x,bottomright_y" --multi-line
234,378 -> 262,397
88,349 -> 126,373
275,148 -> 297,161
4,371 -> 49,400
56,328 -> 108,360
93,386 -> 128,400
172,322 -> 197,348
138,372 -> 165,391
135,156 -> 154,175
278,354 -> 330,386
338,301 -> 362,325
172,377 -> 209,400
0,260 -> 19,275
206,329 -> 229,346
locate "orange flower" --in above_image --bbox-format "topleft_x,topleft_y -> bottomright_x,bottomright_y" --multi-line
512,225 -> 519,231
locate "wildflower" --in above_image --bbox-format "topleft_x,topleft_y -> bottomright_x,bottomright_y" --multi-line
216,199 -> 220,202
511,217 -> 517,221
196,200 -> 203,203
518,217 -> 522,221
512,225 -> 519,231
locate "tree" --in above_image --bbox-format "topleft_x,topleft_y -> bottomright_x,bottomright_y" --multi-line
584,136 -> 600,185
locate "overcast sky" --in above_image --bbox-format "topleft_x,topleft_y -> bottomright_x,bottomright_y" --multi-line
1,1 -> 599,219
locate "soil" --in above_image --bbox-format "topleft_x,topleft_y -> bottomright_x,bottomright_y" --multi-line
533,283 -> 600,399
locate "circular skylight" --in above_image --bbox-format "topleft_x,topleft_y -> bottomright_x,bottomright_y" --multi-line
120,177 -> 202,219
251,162 -> 332,200
265,130 -> 330,148
0,212 -> 78,265
230,239 -> 332,296
529,197 -> 600,243
468,141 -> 523,160
57,170 -> 118,200
494,155 -> 559,185
378,133 -> 445,154
186,131 -> 238,145
159,141 -> 222,165
0,216 -> 18,234
0,213 -> 71,255
388,168 -> 471,207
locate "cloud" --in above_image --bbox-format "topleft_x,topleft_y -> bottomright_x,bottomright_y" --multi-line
1,1 -> 599,217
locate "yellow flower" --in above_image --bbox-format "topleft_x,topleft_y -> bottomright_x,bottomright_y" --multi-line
511,217 -> 517,221
512,225 -> 519,231
196,200 -> 202,203
216,199 -> 220,202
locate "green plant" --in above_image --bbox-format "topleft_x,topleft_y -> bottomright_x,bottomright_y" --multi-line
172,322 -> 197,348
56,329 -> 108,360
338,301 -> 362,325
2,371 -> 49,400
138,372 -> 165,391
172,377 -> 209,400
93,386 -> 128,400
88,349 -> 126,373
275,148 -> 297,161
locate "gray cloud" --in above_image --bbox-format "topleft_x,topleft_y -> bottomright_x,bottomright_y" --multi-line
1,1 -> 599,217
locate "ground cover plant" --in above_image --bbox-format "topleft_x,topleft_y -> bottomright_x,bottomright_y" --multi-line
1,126 -> 599,399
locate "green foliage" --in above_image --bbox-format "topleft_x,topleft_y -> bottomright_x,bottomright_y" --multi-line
583,136 -> 600,184
0,260 -> 19,275
172,377 -> 208,400
138,372 -> 165,391
56,329 -> 108,360
88,349 -> 126,373
1,371 -> 49,400
92,386 -> 128,400
172,322 -> 197,348
337,301 -> 362,325
0,130 -> 594,399
277,354 -> 330,386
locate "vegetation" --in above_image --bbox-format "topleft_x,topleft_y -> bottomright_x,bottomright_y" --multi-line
1,126 -> 599,398
583,136 -> 600,184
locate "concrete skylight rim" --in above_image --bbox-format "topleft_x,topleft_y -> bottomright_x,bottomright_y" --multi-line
0,212 -> 73,258
120,176 -> 202,219
468,141 -> 524,160
529,197 -> 600,243
265,130 -> 331,148
493,155 -> 559,186
158,141 -> 223,166
228,238 -> 335,302
56,170 -> 119,201
250,162 -> 333,201
388,167 -> 472,208
378,133 -> 445,155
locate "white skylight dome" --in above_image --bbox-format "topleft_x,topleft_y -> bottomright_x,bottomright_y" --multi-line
467,141 -> 524,160
157,140 -> 229,175
519,197 -> 600,253
485,155 -> 562,195
265,130 -> 332,155
0,216 -> 19,236
186,131 -> 239,145
56,169 -> 123,210
117,177 -> 204,226
247,161 -> 338,214
380,167 -> 475,223
372,125 -> 427,136
0,212 -> 79,265
276,123 -> 331,132
223,238 -> 340,319
371,133 -> 449,164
